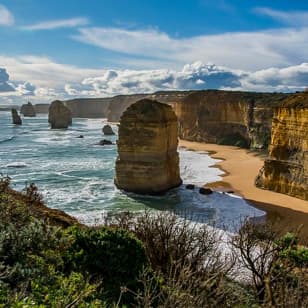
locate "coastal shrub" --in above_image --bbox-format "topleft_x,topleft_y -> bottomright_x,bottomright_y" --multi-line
232,220 -> 308,307
64,225 -> 148,304
104,211 -> 250,307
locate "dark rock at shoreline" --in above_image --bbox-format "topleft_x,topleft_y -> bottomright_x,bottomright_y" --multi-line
199,187 -> 213,195
102,124 -> 115,135
185,184 -> 195,190
11,108 -> 22,125
97,139 -> 113,146
21,102 -> 36,117
48,100 -> 72,129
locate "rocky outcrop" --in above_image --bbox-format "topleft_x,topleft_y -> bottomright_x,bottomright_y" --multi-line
97,139 -> 113,146
256,92 -> 308,200
11,108 -> 22,125
48,100 -> 72,129
20,102 -> 36,117
102,124 -> 115,135
175,90 -> 288,149
115,99 -> 182,194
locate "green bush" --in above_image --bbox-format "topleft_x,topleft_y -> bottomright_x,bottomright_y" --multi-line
64,226 -> 148,303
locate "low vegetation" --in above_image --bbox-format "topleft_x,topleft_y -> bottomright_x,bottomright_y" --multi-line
0,177 -> 307,307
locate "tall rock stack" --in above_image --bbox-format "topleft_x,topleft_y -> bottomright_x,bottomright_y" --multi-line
256,92 -> 308,200
48,100 -> 72,129
21,102 -> 36,117
11,108 -> 22,125
115,99 -> 182,194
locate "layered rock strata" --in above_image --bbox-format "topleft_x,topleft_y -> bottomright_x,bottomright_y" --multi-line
11,108 -> 22,125
256,92 -> 308,200
21,102 -> 36,117
64,98 -> 110,118
34,104 -> 50,113
175,90 -> 288,149
115,99 -> 182,194
48,100 -> 72,129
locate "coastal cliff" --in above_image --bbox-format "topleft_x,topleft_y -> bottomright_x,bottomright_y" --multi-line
106,91 -> 189,122
256,92 -> 308,200
175,90 -> 288,149
64,98 -> 110,118
115,99 -> 182,194
34,103 -> 50,113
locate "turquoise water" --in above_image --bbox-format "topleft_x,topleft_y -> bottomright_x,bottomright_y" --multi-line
0,112 -> 264,230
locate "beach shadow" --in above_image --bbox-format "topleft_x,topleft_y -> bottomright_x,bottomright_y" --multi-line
246,199 -> 308,244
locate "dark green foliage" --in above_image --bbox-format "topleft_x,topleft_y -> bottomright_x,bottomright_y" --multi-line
65,225 -> 148,303
1,178 -> 307,307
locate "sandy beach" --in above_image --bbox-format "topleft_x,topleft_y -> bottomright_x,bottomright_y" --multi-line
179,140 -> 308,241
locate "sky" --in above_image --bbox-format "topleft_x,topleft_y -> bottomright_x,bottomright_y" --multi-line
0,0 -> 308,104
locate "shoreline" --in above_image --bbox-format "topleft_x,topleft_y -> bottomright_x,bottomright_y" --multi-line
179,140 -> 308,241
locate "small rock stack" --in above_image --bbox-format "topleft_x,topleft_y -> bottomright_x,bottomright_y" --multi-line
21,102 -> 36,117
48,100 -> 72,129
11,108 -> 22,125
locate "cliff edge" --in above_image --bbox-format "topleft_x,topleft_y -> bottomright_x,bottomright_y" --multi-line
175,90 -> 288,149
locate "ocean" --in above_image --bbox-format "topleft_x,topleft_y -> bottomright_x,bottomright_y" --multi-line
0,112 -> 264,231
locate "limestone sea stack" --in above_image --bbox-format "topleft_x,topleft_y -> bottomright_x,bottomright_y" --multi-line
256,92 -> 308,200
20,102 -> 36,117
11,108 -> 22,125
48,100 -> 72,129
115,99 -> 182,194
102,124 -> 115,135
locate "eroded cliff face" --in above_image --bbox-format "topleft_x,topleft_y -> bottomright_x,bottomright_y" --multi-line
64,98 -> 111,118
175,90 -> 288,149
115,99 -> 182,194
34,104 -> 50,113
106,91 -> 189,122
256,93 -> 308,200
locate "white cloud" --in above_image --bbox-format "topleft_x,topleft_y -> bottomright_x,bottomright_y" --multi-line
0,56 -> 307,105
73,26 -> 308,71
13,82 -> 36,96
0,4 -> 14,26
23,17 -> 89,30
254,7 -> 308,26
0,55 -> 103,88
0,68 -> 15,92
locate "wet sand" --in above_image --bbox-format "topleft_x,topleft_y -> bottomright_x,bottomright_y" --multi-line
179,140 -> 308,242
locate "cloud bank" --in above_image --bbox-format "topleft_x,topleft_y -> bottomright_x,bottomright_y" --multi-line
0,57 -> 307,105
73,26 -> 308,71
0,68 -> 15,92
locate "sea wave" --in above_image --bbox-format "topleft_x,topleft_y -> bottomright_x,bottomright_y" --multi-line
0,136 -> 16,144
